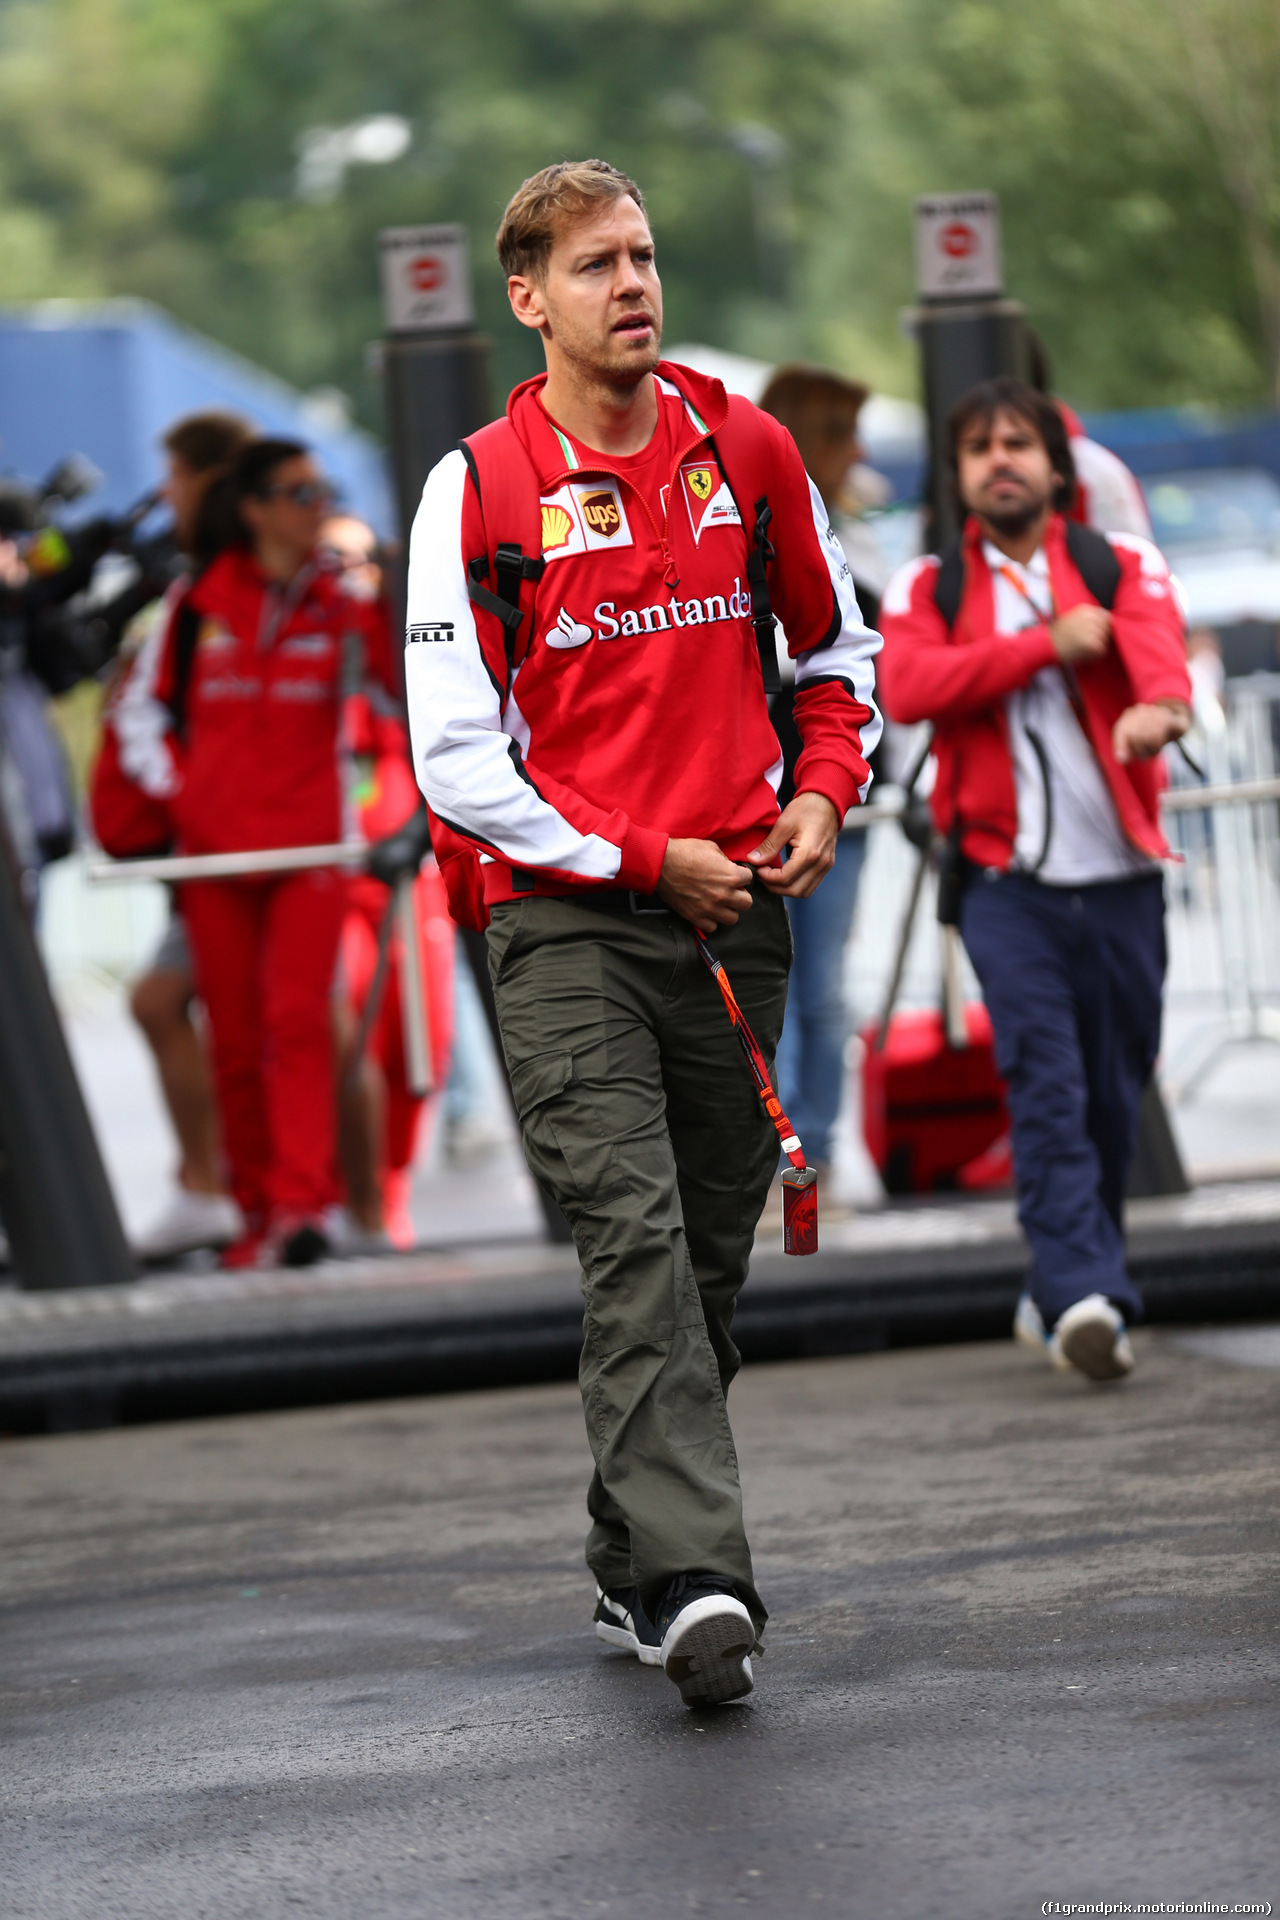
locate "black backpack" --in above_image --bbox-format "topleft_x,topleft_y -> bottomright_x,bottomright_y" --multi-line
933,518 -> 1121,626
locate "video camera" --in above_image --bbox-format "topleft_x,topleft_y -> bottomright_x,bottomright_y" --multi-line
0,454 -> 182,695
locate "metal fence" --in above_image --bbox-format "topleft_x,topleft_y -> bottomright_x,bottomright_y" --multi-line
840,683 -> 1280,1110
1162,673 -> 1280,1100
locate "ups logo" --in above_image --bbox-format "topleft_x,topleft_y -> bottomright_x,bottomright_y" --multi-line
580,490 -> 622,537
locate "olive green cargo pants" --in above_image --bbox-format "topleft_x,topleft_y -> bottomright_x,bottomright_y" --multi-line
487,887 -> 791,1638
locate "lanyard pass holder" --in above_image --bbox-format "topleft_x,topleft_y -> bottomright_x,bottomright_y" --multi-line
780,1163 -> 818,1255
693,927 -> 818,1256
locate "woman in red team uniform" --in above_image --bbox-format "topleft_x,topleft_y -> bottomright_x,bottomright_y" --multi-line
135,440 -> 396,1267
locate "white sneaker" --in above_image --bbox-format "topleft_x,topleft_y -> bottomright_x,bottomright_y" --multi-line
445,1113 -> 509,1167
134,1188 -> 244,1261
1049,1293 -> 1135,1382
322,1206 -> 391,1257
1013,1290 -> 1051,1359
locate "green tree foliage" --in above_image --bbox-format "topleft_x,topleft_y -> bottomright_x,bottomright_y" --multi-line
0,0 -> 1275,423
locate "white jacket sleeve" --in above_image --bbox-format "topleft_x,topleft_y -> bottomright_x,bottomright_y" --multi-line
403,450 -> 627,880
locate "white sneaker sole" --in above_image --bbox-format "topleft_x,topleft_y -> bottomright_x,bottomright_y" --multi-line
1052,1297 -> 1135,1382
660,1595 -> 755,1707
594,1619 -> 664,1667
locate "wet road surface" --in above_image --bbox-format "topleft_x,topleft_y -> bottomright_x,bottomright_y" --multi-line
3,1331 -> 1278,1917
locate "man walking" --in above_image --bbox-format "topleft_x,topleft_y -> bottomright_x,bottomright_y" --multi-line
405,160 -> 879,1705
879,378 -> 1191,1382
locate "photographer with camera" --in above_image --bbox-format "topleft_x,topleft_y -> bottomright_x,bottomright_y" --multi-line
0,456 -> 115,895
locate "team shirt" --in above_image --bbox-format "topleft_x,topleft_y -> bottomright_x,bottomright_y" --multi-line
405,363 -> 882,906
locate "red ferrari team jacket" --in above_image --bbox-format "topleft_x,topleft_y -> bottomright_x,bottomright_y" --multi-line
877,512 -> 1191,870
118,545 -> 395,854
403,361 -> 882,907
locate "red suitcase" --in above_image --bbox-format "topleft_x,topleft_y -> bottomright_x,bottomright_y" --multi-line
861,1005 -> 1012,1195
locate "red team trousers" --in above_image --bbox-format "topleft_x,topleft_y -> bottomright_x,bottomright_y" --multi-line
182,867 -> 346,1223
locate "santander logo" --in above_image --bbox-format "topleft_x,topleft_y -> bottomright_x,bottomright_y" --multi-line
544,606 -> 594,649
589,578 -> 752,641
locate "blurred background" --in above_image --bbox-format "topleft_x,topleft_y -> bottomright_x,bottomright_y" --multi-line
4,0 -> 1280,1256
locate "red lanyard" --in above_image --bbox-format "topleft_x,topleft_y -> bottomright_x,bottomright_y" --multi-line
693,926 -> 818,1255
693,929 -> 806,1173
996,559 -> 1094,733
996,560 -> 1056,625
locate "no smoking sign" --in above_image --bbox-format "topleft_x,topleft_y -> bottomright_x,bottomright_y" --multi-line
379,224 -> 474,332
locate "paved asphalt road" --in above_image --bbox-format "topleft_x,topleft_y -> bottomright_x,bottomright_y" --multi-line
3,1332 -> 1278,1919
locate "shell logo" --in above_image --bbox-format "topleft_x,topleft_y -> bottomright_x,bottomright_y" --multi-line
541,504 -> 574,551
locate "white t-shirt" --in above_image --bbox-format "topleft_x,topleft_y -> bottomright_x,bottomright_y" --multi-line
988,542 -> 1153,886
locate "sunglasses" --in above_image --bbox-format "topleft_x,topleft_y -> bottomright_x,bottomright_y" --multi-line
258,480 -> 333,507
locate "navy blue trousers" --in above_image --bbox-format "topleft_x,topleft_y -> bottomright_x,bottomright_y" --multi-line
959,869 -> 1166,1327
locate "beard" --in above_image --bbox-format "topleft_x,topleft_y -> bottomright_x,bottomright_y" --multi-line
970,474 -> 1054,538
550,308 -> 662,391
981,496 -> 1046,537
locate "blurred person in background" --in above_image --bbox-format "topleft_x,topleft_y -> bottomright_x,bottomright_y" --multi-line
1027,331 -> 1154,541
758,365 -> 886,1211
879,378 -> 1190,1383
126,438 -> 396,1268
321,511 -> 455,1252
112,410 -> 255,1263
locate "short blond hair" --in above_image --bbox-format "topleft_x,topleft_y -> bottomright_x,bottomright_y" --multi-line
496,159 -> 646,281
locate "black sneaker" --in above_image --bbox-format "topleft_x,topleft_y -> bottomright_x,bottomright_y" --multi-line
593,1585 -> 664,1666
655,1573 -> 755,1707
279,1218 -> 330,1268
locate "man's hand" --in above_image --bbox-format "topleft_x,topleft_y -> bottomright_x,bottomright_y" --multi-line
1050,604 -> 1111,665
1113,699 -> 1191,764
658,839 -> 755,932
746,791 -> 841,900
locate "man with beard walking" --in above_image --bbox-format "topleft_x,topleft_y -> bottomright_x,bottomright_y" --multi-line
879,378 -> 1191,1382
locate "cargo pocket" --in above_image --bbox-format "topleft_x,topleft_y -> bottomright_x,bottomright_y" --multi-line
508,1051 -> 632,1217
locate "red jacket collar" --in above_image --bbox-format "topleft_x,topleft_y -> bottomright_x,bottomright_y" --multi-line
191,544 -> 325,616
505,359 -> 730,486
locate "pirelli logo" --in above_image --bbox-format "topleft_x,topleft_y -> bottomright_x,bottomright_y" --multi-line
407,621 -> 455,644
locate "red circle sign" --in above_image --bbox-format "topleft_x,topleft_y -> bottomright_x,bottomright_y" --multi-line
409,254 -> 445,292
939,221 -> 978,259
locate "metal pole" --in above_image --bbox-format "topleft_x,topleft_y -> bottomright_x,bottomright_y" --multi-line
0,836 -> 135,1290
88,843 -> 365,884
395,871 -> 433,1098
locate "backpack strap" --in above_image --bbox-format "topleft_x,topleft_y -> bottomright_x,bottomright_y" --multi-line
1064,519 -> 1121,611
933,540 -> 965,627
745,497 -> 781,695
704,427 -> 781,695
165,597 -> 202,739
458,431 -> 545,700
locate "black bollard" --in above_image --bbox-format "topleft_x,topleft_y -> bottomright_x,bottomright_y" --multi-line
910,193 -> 1030,550
0,833 -> 135,1289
